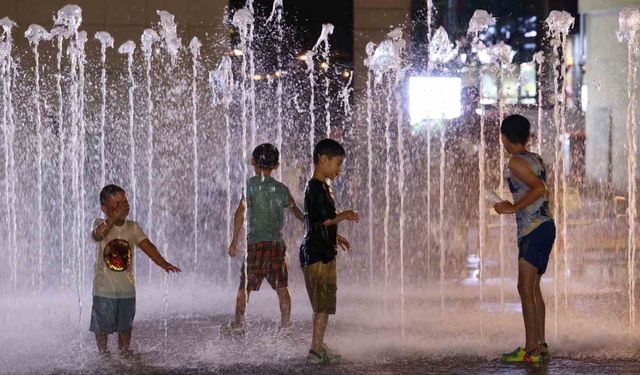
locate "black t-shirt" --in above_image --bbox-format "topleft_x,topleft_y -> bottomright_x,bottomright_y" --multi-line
299,178 -> 337,267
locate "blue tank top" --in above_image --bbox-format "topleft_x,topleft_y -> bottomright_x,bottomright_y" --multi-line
507,151 -> 553,238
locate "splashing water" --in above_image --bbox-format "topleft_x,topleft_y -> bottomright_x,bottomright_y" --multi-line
305,49 -> 316,159
25,24 -> 51,291
426,0 -> 435,41
428,26 -> 458,69
546,10 -> 574,335
118,40 -> 137,225
267,0 -> 284,179
210,56 -> 235,285
467,11 -> 494,316
489,40 -> 515,309
232,5 -> 254,302
365,42 -> 376,289
467,10 -> 496,36
94,31 -> 113,188
140,28 -> 159,282
313,23 -> 334,138
533,51 -> 545,154
0,17 -> 17,294
618,6 -> 640,328
157,10 -> 182,64
2,3 -> 640,371
51,24 -> 70,284
190,37 -> 201,267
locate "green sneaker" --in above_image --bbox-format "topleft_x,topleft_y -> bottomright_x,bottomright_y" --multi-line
306,350 -> 325,365
221,324 -> 244,337
539,342 -> 550,359
306,350 -> 341,365
501,347 -> 526,363
501,347 -> 540,363
323,344 -> 342,363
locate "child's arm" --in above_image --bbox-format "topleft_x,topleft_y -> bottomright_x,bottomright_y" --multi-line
322,210 -> 360,226
495,158 -> 547,214
286,196 -> 305,222
228,199 -> 245,257
138,239 -> 181,273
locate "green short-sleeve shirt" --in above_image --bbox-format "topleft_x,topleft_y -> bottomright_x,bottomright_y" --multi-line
246,175 -> 292,245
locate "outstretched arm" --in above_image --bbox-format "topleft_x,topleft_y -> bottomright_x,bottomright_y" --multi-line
138,239 -> 181,273
323,210 -> 360,226
228,199 -> 246,257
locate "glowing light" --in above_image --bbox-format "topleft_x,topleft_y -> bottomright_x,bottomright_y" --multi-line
231,49 -> 243,56
275,71 -> 282,77
320,62 -> 329,70
253,74 -> 263,81
298,54 -> 307,61
342,70 -> 351,78
409,76 -> 462,124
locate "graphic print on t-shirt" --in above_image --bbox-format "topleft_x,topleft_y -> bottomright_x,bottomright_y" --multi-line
103,239 -> 132,272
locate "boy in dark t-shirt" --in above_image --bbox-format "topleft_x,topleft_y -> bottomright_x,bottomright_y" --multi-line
300,139 -> 359,364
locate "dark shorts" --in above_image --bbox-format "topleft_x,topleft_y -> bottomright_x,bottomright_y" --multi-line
89,296 -> 136,334
240,241 -> 288,291
518,220 -> 556,275
303,260 -> 337,314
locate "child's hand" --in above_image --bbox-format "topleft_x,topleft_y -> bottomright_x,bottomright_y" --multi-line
337,234 -> 351,251
228,240 -> 238,257
494,201 -> 516,214
343,210 -> 360,223
161,262 -> 181,273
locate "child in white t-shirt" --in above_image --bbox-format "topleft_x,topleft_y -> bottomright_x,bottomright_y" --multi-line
90,184 -> 181,356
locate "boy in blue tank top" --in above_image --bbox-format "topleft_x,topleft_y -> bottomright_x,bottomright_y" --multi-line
494,114 -> 556,363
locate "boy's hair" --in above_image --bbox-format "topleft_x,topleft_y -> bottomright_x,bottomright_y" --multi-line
252,143 -> 279,169
501,114 -> 531,145
100,184 -> 125,205
313,138 -> 345,164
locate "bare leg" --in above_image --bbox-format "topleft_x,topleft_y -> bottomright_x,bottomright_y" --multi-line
276,287 -> 291,327
117,330 -> 132,352
234,288 -> 250,327
534,273 -> 545,345
95,333 -> 108,353
311,312 -> 328,353
518,258 -> 539,352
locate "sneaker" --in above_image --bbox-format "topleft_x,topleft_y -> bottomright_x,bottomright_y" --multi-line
539,342 -> 550,359
323,344 -> 343,363
306,350 -> 325,365
221,324 -> 245,337
501,347 -> 526,363
306,349 -> 342,365
524,349 -> 541,364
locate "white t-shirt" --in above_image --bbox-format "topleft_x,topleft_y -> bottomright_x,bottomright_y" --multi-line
92,218 -> 147,298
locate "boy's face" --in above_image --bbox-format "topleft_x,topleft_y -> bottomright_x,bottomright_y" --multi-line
101,191 -> 129,220
319,155 -> 345,179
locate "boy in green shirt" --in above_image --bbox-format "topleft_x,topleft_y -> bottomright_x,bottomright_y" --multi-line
224,144 -> 304,334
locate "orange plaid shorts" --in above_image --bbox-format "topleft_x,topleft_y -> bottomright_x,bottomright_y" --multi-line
239,241 -> 288,291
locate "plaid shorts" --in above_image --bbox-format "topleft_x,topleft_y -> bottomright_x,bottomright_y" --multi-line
240,241 -> 288,291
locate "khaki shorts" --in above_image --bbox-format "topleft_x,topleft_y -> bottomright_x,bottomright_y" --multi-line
303,260 -> 337,314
